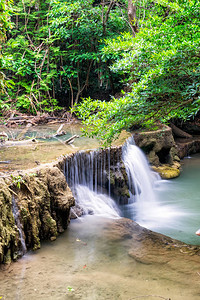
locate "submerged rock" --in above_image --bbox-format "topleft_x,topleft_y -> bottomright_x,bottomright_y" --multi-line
70,205 -> 84,219
103,218 -> 200,265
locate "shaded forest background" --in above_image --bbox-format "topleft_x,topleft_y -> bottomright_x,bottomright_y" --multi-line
0,0 -> 199,144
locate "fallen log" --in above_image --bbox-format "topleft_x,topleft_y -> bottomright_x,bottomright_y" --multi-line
17,123 -> 32,140
65,135 -> 79,145
46,117 -> 71,121
0,138 -> 37,147
53,124 -> 66,137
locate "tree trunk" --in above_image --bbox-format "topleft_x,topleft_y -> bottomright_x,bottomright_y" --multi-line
128,0 -> 138,37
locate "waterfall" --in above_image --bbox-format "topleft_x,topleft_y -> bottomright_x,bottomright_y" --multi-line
121,137 -> 161,226
12,195 -> 27,255
75,185 -> 119,218
65,139 -> 161,222
65,150 -> 120,218
122,137 -> 159,205
65,137 -> 180,227
122,137 -> 183,229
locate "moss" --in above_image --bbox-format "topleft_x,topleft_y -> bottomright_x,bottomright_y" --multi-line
41,212 -> 58,240
0,163 -> 75,264
109,172 -> 116,186
4,249 -> 12,264
0,180 -> 18,264
152,165 -> 180,179
119,186 -> 130,198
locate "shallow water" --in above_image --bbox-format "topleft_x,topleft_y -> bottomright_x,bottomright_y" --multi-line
0,123 -> 130,173
0,216 -> 200,300
0,123 -> 99,172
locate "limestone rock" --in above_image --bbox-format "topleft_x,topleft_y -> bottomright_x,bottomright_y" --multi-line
0,161 -> 75,264
152,164 -> 180,179
134,126 -> 179,166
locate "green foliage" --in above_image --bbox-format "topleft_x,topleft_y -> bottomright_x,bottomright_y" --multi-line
67,286 -> 74,292
0,0 -> 13,93
10,174 -> 25,189
74,0 -> 200,146
1,0 -> 129,114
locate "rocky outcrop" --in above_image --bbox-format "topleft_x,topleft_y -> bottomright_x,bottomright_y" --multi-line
134,126 -> 181,178
104,218 -> 200,264
176,137 -> 200,159
134,126 -> 178,165
151,164 -> 180,179
0,161 -> 74,264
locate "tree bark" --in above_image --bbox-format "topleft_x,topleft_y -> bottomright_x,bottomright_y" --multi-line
128,0 -> 138,37
101,0 -> 116,35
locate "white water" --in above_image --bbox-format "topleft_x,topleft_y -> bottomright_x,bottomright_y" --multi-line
66,150 -> 120,218
12,195 -> 27,255
66,138 -> 186,232
122,138 -> 185,230
74,185 -> 120,218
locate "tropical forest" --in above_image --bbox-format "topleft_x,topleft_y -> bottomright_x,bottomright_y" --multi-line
0,1 -> 200,299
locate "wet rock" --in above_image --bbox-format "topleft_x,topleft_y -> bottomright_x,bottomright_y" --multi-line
0,161 -> 75,263
0,179 -> 20,264
70,205 -> 84,219
103,218 -> 200,265
65,146 -> 130,203
134,126 -> 179,166
152,164 -> 180,179
176,137 -> 200,159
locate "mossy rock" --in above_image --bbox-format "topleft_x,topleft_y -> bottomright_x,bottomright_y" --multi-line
152,165 -> 180,179
0,162 -> 75,264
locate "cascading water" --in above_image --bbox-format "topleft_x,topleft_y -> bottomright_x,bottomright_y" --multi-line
65,150 -> 120,218
122,137 -> 159,204
65,137 -> 184,229
12,195 -> 27,255
122,137 -> 184,229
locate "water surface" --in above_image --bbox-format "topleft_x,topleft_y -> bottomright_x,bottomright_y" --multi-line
0,216 -> 200,300
0,123 -> 99,172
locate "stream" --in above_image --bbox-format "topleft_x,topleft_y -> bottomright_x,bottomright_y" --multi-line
147,154 -> 200,245
0,215 -> 200,300
0,123 -> 99,172
1,128 -> 200,299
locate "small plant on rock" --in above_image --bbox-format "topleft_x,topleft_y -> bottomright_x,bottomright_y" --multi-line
10,175 -> 25,189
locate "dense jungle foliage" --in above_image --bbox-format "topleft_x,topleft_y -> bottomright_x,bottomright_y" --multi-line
0,0 -> 129,113
0,0 -> 200,145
